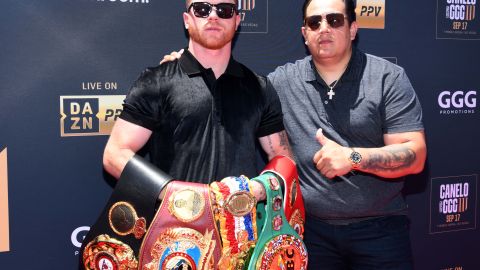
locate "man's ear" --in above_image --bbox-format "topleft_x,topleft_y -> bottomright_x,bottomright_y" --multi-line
235,13 -> 241,30
301,26 -> 308,42
349,21 -> 358,41
183,12 -> 190,30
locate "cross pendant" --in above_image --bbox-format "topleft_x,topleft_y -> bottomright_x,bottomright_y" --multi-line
327,88 -> 335,100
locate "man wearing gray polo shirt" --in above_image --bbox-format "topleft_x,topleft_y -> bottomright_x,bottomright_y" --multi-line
267,0 -> 427,269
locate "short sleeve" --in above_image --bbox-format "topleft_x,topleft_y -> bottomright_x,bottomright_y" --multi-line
383,69 -> 424,134
119,68 -> 161,130
256,77 -> 285,137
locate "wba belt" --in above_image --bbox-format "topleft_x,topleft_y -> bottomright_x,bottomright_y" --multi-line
138,181 -> 222,270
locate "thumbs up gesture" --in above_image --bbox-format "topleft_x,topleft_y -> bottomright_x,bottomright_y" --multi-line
313,129 -> 353,179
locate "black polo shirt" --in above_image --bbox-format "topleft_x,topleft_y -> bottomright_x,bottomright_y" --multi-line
119,49 -> 284,183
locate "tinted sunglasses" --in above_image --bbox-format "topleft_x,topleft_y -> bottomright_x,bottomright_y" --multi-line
187,2 -> 237,19
304,13 -> 347,30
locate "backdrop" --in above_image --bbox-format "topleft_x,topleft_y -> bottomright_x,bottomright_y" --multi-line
0,0 -> 479,269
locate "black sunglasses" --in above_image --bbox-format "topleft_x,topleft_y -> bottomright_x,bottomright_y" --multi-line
304,13 -> 347,30
187,2 -> 237,19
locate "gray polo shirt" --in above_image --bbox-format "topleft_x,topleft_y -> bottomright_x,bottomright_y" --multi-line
268,48 -> 423,222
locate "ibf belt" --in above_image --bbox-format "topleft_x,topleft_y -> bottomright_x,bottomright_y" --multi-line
248,173 -> 308,270
261,156 -> 306,238
138,181 -> 222,270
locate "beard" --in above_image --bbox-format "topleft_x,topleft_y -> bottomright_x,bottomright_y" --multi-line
188,23 -> 236,50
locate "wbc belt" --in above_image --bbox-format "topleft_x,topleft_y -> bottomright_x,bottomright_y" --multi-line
248,173 -> 308,270
261,156 -> 305,238
138,181 -> 222,270
80,155 -> 173,270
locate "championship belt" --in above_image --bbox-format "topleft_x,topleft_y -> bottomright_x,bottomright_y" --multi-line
261,156 -> 305,238
210,176 -> 258,270
80,156 -> 173,270
248,173 -> 308,270
138,181 -> 222,270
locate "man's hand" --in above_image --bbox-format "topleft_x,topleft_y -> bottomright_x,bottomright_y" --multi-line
248,180 -> 266,201
159,48 -> 184,64
313,129 -> 352,179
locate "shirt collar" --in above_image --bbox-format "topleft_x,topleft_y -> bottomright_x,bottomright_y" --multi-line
304,46 -> 365,83
179,48 -> 244,78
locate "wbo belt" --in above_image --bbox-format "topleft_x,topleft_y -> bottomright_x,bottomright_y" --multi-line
138,181 -> 222,270
261,156 -> 306,238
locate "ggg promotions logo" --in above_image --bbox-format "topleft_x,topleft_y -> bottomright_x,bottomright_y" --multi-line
355,0 -> 385,29
430,175 -> 477,234
0,148 -> 9,253
238,0 -> 268,33
438,90 -> 477,115
436,0 -> 479,39
71,226 -> 90,255
60,95 -> 125,137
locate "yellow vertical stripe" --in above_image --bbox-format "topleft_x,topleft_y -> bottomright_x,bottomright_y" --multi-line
241,0 -> 255,11
0,148 -> 9,252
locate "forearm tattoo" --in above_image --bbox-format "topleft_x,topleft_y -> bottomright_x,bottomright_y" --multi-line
278,131 -> 292,155
267,131 -> 293,156
362,146 -> 416,172
278,131 -> 292,152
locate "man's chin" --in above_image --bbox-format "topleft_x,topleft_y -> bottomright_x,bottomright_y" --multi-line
200,39 -> 230,50
204,43 -> 229,50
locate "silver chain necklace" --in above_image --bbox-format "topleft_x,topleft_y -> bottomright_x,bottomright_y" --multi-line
314,64 -> 348,100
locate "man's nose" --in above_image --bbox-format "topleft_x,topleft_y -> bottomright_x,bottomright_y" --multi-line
318,19 -> 330,33
208,7 -> 220,20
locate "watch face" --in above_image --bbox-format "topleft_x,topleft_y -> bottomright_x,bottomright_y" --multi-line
351,151 -> 362,164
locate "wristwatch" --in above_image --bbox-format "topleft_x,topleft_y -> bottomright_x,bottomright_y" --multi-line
349,148 -> 362,170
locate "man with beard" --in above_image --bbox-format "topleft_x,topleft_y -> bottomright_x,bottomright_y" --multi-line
103,0 -> 291,199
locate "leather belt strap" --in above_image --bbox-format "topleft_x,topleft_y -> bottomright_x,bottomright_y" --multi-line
80,155 -> 173,270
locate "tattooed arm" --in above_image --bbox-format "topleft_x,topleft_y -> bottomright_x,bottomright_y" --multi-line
248,130 -> 294,201
354,131 -> 426,178
313,129 -> 427,179
258,130 -> 294,161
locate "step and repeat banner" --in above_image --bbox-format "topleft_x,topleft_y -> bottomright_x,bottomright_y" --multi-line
0,0 -> 479,269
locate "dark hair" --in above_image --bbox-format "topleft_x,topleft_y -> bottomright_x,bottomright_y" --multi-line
302,0 -> 356,25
